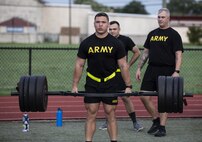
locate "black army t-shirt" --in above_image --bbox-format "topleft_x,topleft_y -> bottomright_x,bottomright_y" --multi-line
144,27 -> 184,66
117,35 -> 135,57
78,33 -> 126,78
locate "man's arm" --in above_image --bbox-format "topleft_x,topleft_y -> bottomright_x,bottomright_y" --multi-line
137,48 -> 149,70
128,46 -> 140,67
72,57 -> 86,93
173,50 -> 182,77
136,48 -> 149,81
118,56 -> 132,93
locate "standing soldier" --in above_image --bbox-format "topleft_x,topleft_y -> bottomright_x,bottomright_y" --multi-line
136,8 -> 183,137
99,20 -> 143,132
72,12 -> 132,142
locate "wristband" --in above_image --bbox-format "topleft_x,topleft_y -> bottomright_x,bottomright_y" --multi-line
175,70 -> 180,73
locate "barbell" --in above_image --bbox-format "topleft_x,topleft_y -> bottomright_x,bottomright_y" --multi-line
11,75 -> 193,113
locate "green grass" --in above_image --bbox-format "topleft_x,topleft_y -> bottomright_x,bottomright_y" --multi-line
0,43 -> 79,48
0,43 -> 202,95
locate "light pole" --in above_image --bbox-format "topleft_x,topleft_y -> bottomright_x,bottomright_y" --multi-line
69,0 -> 72,44
162,0 -> 167,8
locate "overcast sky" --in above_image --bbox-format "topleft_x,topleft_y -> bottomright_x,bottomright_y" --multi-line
44,0 -> 163,15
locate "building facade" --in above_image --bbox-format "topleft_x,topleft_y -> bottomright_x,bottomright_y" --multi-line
0,0 -> 201,44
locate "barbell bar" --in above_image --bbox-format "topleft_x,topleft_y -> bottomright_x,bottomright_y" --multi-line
11,75 -> 193,113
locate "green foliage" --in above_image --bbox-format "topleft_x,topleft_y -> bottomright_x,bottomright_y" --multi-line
167,0 -> 202,16
187,26 -> 202,45
114,1 -> 148,14
74,0 -> 112,12
74,0 -> 148,14
37,0 -> 46,4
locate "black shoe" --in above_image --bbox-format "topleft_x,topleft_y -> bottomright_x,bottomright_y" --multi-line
147,123 -> 159,134
147,118 -> 160,134
154,128 -> 166,137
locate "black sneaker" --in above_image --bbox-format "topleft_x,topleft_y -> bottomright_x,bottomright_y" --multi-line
154,128 -> 166,137
147,118 -> 160,134
147,123 -> 159,134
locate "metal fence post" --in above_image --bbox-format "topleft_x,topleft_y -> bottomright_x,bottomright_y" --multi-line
29,48 -> 32,75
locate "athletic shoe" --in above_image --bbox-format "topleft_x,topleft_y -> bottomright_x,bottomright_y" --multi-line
147,122 -> 160,134
154,128 -> 166,137
148,118 -> 160,134
99,121 -> 107,130
22,129 -> 29,132
133,121 -> 144,132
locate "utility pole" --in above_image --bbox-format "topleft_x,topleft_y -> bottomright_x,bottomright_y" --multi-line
69,0 -> 72,44
162,0 -> 167,8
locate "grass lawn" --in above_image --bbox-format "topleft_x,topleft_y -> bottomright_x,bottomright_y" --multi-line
0,43 -> 202,95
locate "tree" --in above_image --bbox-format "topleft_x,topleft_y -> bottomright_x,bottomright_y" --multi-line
74,0 -> 148,14
74,0 -> 112,12
167,0 -> 202,16
114,1 -> 148,14
36,0 -> 46,4
191,1 -> 202,15
187,26 -> 202,45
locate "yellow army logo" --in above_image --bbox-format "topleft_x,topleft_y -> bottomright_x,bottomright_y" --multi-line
150,36 -> 168,42
88,46 -> 113,54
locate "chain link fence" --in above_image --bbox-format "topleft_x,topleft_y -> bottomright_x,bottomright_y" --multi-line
0,47 -> 202,95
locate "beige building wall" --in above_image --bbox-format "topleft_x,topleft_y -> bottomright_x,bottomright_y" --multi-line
42,4 -> 92,35
0,33 -> 37,43
0,0 -> 200,44
88,12 -> 157,45
41,4 -> 92,43
0,0 -> 43,30
172,27 -> 189,43
0,0 -> 41,5
0,26 -> 37,43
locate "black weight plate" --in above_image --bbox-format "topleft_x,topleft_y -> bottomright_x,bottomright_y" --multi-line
165,76 -> 174,113
28,76 -> 37,112
178,77 -> 184,113
36,76 -> 48,112
19,76 -> 26,112
24,76 -> 30,112
173,77 -> 179,113
158,76 -> 166,113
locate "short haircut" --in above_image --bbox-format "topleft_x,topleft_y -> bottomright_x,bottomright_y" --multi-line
110,21 -> 120,27
158,8 -> 170,17
94,12 -> 109,21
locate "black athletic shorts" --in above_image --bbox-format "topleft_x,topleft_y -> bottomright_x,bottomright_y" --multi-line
115,72 -> 125,91
141,64 -> 175,91
84,77 -> 118,105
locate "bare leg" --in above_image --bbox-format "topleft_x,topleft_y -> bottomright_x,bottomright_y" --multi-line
122,96 -> 144,131
103,103 -> 117,141
140,96 -> 167,125
85,103 -> 100,141
160,113 -> 168,126
140,96 -> 158,119
121,96 -> 134,114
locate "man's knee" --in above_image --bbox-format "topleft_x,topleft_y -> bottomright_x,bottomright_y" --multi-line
107,115 -> 116,123
121,96 -> 130,103
140,96 -> 151,104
